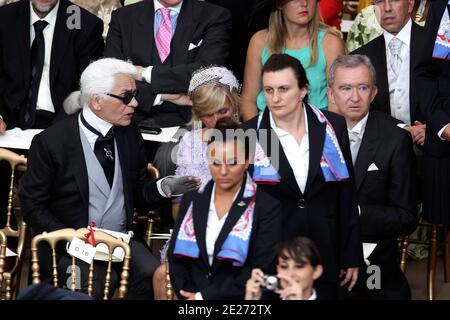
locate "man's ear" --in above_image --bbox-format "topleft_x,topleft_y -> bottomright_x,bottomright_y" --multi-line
408,0 -> 415,14
370,85 -> 378,104
327,87 -> 336,106
90,95 -> 102,111
312,265 -> 323,280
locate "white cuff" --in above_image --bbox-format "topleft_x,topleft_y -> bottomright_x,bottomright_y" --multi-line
156,177 -> 170,198
153,94 -> 163,106
397,123 -> 407,129
358,205 -> 361,216
438,124 -> 449,140
195,292 -> 203,300
142,66 -> 153,84
0,115 -> 3,120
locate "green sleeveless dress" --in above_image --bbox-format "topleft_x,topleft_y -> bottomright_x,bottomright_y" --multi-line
257,30 -> 328,111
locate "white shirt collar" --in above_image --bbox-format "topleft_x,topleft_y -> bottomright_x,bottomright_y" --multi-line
349,112 -> 369,137
269,105 -> 309,138
383,18 -> 412,47
308,289 -> 317,300
81,106 -> 114,137
30,0 -> 60,26
210,182 -> 240,210
154,0 -> 182,14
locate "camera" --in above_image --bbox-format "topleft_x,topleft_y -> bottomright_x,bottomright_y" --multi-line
262,274 -> 280,291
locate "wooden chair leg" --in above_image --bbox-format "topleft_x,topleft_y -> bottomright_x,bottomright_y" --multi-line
428,224 -> 438,300
164,257 -> 173,300
400,235 -> 409,273
444,226 -> 450,283
145,217 -> 155,248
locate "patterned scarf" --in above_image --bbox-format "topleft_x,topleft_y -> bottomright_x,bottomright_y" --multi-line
309,105 -> 350,181
253,138 -> 281,184
173,175 -> 257,267
253,105 -> 349,184
433,1 -> 450,60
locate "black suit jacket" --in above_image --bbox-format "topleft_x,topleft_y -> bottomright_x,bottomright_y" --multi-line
103,0 -> 232,125
354,111 -> 418,277
168,177 -> 282,300
204,0 -> 256,82
0,0 -> 104,129
241,105 -> 363,285
415,0 -> 450,158
20,113 -> 166,235
352,22 -> 426,124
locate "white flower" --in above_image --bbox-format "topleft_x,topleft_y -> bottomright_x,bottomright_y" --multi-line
346,5 -> 383,52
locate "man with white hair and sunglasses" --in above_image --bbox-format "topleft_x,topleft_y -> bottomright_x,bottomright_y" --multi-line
20,58 -> 201,299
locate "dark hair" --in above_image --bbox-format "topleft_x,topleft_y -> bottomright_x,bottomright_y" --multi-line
262,54 -> 309,102
207,117 -> 250,160
276,237 -> 322,268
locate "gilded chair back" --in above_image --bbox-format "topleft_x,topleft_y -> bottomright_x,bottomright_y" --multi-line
163,230 -> 173,300
144,164 -> 173,299
0,231 -> 6,289
133,163 -> 173,299
30,228 -> 132,299
0,148 -> 28,300
132,163 -> 162,247
0,148 -> 27,234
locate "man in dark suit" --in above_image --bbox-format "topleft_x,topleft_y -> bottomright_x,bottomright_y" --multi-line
414,0 -> 450,226
353,0 -> 426,146
103,0 -> 232,128
328,54 -> 418,299
0,0 -> 104,131
20,58 -> 200,299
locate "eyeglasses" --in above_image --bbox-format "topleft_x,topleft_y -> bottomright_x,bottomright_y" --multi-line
106,90 -> 138,105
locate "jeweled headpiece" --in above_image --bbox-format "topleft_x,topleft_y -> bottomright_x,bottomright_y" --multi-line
188,66 -> 240,94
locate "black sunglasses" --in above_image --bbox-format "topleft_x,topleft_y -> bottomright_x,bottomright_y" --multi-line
106,90 -> 138,105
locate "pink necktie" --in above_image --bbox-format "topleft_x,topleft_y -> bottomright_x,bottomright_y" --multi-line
155,8 -> 172,63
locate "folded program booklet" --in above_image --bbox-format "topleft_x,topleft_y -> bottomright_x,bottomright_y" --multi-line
6,248 -> 17,257
91,227 -> 132,262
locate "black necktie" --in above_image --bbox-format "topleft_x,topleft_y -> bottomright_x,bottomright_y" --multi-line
80,113 -> 115,187
22,20 -> 48,129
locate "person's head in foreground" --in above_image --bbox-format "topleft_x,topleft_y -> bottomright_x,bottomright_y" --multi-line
188,66 -> 241,129
327,54 -> 378,129
206,117 -> 250,193
64,57 -> 139,127
262,53 -> 309,121
245,236 -> 323,300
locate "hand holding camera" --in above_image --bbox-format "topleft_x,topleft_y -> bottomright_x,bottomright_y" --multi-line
245,268 -> 281,300
245,268 -> 307,300
276,274 -> 304,300
244,268 -> 266,300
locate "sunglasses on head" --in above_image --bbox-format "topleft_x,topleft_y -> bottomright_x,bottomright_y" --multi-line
106,90 -> 138,105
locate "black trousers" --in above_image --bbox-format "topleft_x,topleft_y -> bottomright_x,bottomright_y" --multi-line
57,239 -> 159,300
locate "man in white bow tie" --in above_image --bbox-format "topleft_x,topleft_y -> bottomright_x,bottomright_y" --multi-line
327,54 -> 418,300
